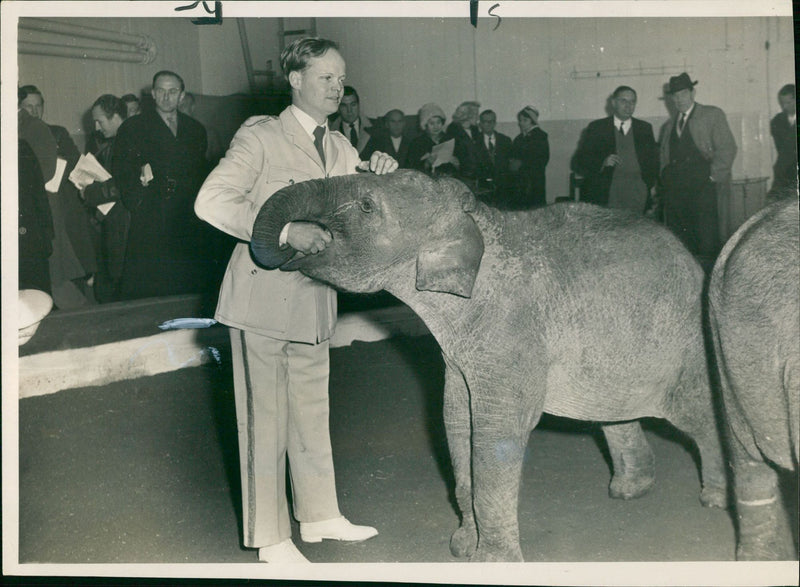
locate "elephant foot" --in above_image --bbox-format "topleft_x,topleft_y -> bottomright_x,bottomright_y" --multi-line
609,470 -> 655,500
603,421 -> 655,500
469,543 -> 524,562
700,484 -> 728,509
450,521 -> 478,558
737,539 -> 796,561
735,499 -> 796,560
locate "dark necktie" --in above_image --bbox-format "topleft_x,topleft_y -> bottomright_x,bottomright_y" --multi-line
487,136 -> 495,164
678,113 -> 686,135
313,125 -> 326,167
349,124 -> 358,147
619,121 -> 625,136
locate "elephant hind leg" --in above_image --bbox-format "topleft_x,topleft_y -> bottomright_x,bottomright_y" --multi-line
664,370 -> 728,509
731,437 -> 797,560
602,421 -> 656,500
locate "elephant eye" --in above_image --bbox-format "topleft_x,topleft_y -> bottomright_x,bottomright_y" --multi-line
359,198 -> 375,213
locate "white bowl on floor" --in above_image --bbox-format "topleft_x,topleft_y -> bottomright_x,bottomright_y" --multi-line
19,289 -> 53,346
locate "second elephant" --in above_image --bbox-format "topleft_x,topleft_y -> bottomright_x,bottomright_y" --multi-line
250,169 -> 727,562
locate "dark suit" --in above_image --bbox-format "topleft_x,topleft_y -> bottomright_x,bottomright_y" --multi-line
49,124 -> 97,278
574,116 -> 658,207
112,109 -> 209,299
329,116 -> 371,156
770,111 -> 798,191
510,127 -> 549,208
361,132 -> 410,168
659,103 -> 737,263
474,131 -> 513,204
18,139 -> 54,293
85,137 -> 131,302
446,122 -> 481,181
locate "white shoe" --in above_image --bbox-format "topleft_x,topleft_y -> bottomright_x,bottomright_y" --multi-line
258,538 -> 310,563
300,515 -> 378,543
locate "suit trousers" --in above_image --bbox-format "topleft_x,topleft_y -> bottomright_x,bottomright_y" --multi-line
230,328 -> 340,548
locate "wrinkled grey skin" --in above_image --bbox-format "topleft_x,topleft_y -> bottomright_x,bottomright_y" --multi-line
709,197 -> 800,561
251,169 -> 727,562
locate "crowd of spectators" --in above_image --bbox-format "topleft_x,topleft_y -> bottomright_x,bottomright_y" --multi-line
17,71 -> 796,307
17,71 -> 224,307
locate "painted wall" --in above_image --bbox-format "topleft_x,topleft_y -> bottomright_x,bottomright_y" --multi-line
16,15 -> 795,199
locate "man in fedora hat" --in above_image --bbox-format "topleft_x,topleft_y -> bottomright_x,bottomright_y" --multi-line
658,72 -> 737,269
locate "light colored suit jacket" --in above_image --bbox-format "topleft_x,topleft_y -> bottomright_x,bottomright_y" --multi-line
330,116 -> 371,155
195,107 -> 362,343
659,102 -> 737,183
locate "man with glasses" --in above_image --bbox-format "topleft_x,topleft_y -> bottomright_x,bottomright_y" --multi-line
112,70 -> 209,299
573,86 -> 658,214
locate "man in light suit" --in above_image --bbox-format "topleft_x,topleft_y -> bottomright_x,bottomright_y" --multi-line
329,85 -> 371,157
195,37 -> 397,564
573,86 -> 658,214
659,73 -> 737,268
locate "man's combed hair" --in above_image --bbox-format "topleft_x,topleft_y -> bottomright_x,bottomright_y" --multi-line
280,37 -> 340,81
18,84 -> 43,105
152,70 -> 185,91
778,83 -> 795,99
612,85 -> 637,99
92,94 -> 128,120
342,85 -> 359,103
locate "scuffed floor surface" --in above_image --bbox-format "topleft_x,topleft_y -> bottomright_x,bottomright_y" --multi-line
17,335 -> 797,568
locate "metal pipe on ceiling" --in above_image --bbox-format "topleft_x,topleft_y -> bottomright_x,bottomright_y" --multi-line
19,41 -> 154,64
18,18 -> 157,63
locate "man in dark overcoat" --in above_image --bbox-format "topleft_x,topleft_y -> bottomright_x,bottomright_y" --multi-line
770,83 -> 797,193
658,73 -> 737,268
112,70 -> 209,299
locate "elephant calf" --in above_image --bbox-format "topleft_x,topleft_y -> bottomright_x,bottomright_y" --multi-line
250,169 -> 726,562
709,197 -> 799,561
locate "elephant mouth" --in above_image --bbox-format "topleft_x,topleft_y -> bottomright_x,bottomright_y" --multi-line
276,233 -> 332,272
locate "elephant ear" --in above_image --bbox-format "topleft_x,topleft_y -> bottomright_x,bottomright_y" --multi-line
415,187 -> 484,298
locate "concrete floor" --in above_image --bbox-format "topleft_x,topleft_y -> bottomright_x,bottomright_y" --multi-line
13,326 -> 799,584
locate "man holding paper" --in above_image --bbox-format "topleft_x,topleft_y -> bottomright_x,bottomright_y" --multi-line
112,70 -> 209,299
19,85 -> 97,307
78,95 -> 129,302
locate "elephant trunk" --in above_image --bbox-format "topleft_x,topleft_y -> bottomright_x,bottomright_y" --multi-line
251,179 -> 329,269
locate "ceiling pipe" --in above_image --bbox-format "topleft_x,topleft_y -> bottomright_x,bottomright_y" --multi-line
19,41 -> 155,64
19,18 -> 157,63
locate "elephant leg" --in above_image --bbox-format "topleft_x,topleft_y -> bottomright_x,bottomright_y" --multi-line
664,368 -> 728,509
442,357 -> 476,558
730,431 -> 796,560
602,421 -> 655,500
469,415 -> 526,562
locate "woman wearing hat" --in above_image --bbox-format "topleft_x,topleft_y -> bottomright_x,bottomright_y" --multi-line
509,105 -> 550,209
408,102 -> 454,174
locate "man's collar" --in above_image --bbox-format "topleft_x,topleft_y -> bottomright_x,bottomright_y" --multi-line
342,118 -> 359,131
290,104 -> 327,138
613,116 -> 630,127
680,103 -> 696,119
